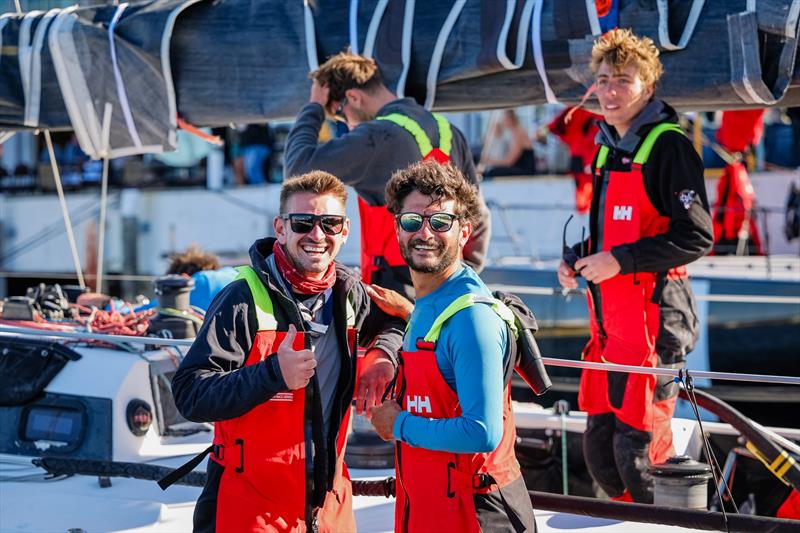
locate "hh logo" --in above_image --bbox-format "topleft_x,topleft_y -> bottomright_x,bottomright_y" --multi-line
406,395 -> 432,414
612,205 -> 633,221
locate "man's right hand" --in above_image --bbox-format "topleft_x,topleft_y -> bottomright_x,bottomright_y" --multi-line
557,260 -> 579,290
310,80 -> 330,110
276,324 -> 317,390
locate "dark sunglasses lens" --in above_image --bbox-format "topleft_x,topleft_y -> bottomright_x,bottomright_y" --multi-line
290,215 -> 315,233
429,213 -> 454,232
399,214 -> 423,232
320,216 -> 344,235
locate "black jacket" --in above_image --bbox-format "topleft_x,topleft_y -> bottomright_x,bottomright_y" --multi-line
172,237 -> 404,519
285,98 -> 491,293
582,101 -> 713,364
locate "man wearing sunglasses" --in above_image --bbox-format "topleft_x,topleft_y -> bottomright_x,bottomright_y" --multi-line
285,51 -> 490,301
172,171 -> 405,533
557,30 -> 712,504
369,161 -> 536,532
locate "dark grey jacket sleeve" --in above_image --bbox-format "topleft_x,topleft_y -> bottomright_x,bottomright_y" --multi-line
171,280 -> 288,423
610,131 -> 713,274
351,280 -> 405,364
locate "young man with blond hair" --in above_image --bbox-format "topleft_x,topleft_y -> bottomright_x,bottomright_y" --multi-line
558,29 -> 713,502
285,51 -> 490,301
172,171 -> 404,532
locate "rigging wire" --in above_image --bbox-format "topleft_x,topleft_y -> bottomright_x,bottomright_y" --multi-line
43,130 -> 85,289
679,370 -> 736,532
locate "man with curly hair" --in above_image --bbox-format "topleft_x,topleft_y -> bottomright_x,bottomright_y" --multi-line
557,29 -> 713,502
285,51 -> 490,301
370,161 -> 536,532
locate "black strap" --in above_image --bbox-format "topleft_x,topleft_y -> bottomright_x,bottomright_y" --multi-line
157,444 -> 213,490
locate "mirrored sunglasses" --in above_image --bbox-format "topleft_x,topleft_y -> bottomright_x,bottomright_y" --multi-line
395,212 -> 459,233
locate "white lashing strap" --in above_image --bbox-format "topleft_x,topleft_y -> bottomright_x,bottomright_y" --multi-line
18,10 -> 44,126
496,0 -> 535,70
362,0 -> 388,58
424,0 -> 466,109
162,1 -> 204,150
787,0 -> 800,40
303,0 -> 319,71
109,3 -> 142,149
585,0 -> 602,36
25,9 -> 60,128
349,0 -> 359,54
531,0 -> 557,104
396,0 -> 415,98
657,0 -> 705,51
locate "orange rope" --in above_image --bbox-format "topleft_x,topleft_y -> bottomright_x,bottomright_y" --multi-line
176,116 -> 224,146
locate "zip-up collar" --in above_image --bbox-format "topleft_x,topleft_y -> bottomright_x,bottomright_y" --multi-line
595,99 -> 672,154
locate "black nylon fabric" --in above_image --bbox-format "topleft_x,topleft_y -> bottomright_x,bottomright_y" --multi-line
2,0 -> 800,148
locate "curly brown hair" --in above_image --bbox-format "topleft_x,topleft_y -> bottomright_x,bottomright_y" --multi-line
280,170 -> 348,213
167,245 -> 220,276
385,161 -> 481,226
310,50 -> 384,105
590,28 -> 663,88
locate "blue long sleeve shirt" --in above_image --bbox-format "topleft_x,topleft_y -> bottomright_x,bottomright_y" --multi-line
392,266 -> 509,453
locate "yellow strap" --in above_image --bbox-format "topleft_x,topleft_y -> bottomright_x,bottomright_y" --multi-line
633,123 -> 684,165
423,293 -> 517,343
235,266 -> 278,330
745,441 -> 792,486
377,112 -> 452,157
595,122 -> 683,171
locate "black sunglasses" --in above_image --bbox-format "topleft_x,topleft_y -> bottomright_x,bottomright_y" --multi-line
396,212 -> 460,233
282,213 -> 346,235
562,214 -> 586,272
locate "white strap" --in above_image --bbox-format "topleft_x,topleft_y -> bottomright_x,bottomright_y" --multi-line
657,0 -> 705,51
18,10 -> 44,126
531,0 -> 557,104
303,0 -> 319,71
585,0 -> 602,36
25,9 -> 60,128
349,0 -> 360,54
108,3 -> 143,149
496,0 -> 535,70
362,0 -> 388,58
396,0 -> 415,98
424,0 -> 466,109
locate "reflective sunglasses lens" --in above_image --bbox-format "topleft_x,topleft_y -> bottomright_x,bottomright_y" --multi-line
399,214 -> 423,232
290,215 -> 315,233
429,213 -> 454,232
320,216 -> 344,235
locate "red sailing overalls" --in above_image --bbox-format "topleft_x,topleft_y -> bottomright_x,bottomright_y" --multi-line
211,266 -> 357,532
578,123 -> 688,465
394,293 -> 525,533
358,113 -> 453,285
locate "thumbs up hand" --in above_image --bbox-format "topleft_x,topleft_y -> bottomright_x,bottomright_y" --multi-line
276,324 -> 317,390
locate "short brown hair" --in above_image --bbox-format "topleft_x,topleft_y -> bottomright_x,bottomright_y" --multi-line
311,51 -> 384,104
590,28 -> 663,88
167,245 -> 220,276
385,161 -> 481,226
280,170 -> 348,213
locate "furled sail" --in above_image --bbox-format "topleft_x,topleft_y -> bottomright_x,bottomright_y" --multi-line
0,0 -> 797,159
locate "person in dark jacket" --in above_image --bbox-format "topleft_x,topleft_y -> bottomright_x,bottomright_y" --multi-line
172,171 -> 404,532
284,51 -> 490,300
557,29 -> 713,503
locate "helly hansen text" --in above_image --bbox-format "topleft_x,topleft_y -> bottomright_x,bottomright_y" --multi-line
613,205 -> 633,221
406,395 -> 432,414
